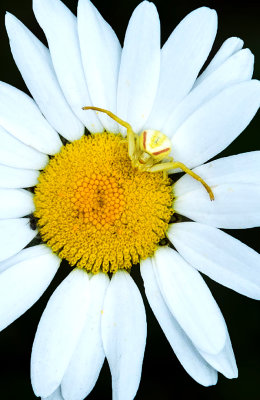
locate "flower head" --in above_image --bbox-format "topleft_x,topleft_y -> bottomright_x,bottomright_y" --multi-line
0,0 -> 259,399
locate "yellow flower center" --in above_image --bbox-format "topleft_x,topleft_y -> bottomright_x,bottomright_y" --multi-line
34,132 -> 173,273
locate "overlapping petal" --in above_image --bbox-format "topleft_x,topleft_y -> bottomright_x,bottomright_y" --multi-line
42,387 -> 64,400
33,0 -> 103,133
0,125 -> 48,170
163,49 -> 254,136
5,12 -> 84,142
199,334 -> 238,379
174,151 -> 260,195
61,273 -> 109,400
0,218 -> 36,262
31,269 -> 90,398
175,183 -> 260,228
141,258 -> 218,386
0,244 -> 50,273
78,0 -> 121,132
146,7 -> 217,129
170,80 -> 260,169
167,222 -> 260,299
194,37 -> 244,87
102,270 -> 146,400
0,82 -> 62,154
154,247 -> 227,354
0,245 -> 60,331
173,152 -> 260,228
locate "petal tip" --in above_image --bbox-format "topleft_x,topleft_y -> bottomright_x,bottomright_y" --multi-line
5,11 -> 17,31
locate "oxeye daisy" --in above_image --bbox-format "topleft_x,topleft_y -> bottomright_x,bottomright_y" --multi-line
0,0 -> 259,399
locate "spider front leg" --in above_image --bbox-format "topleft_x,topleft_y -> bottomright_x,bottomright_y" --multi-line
149,161 -> 214,201
82,106 -> 137,161
126,126 -> 139,162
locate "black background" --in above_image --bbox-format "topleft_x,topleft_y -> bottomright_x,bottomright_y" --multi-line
0,0 -> 259,399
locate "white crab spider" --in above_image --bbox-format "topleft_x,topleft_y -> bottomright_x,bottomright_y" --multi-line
83,106 -> 214,201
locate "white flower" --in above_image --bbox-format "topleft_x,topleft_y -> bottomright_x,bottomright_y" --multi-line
0,0 -> 259,399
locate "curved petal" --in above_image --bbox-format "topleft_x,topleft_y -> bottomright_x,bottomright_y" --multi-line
0,218 -> 37,262
31,269 -> 90,398
163,49 -> 254,136
102,270 -> 146,400
0,164 -> 39,188
173,152 -> 260,229
5,13 -> 84,142
154,247 -> 227,355
143,255 -> 237,380
167,222 -> 260,300
170,80 -> 260,169
33,0 -> 103,134
146,7 -> 217,130
199,334 -> 238,379
0,244 -> 51,274
0,125 -> 48,170
0,189 -> 34,218
78,0 -> 121,132
117,1 -> 160,134
0,82 -> 62,155
141,258 -> 218,386
194,37 -> 244,87
62,273 -> 109,400
0,246 -> 60,332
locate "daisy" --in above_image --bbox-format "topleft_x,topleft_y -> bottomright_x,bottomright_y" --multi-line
0,0 -> 259,399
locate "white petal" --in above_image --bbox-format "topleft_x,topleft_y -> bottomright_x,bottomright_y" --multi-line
0,218 -> 37,262
173,152 -> 260,228
167,222 -> 260,300
154,247 -> 226,354
170,80 -> 260,169
62,273 -> 109,400
140,258 -> 218,386
174,151 -> 260,196
163,49 -> 254,136
33,0 -> 103,134
0,164 -> 39,188
117,1 -> 160,134
0,125 -> 48,170
0,245 -> 60,332
0,82 -> 62,155
31,269 -> 90,398
0,243 -> 51,274
78,0 -> 121,132
194,37 -> 244,87
199,335 -> 238,379
146,7 -> 217,130
6,13 -> 84,142
102,270 -> 146,400
0,189 -> 34,218
42,387 -> 64,400
175,184 -> 260,229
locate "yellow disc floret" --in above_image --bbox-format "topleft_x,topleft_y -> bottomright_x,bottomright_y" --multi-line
34,133 -> 173,273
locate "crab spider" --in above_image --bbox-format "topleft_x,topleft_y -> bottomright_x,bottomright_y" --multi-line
83,106 -> 214,201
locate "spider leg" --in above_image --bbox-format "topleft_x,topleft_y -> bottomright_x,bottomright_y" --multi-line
149,161 -> 214,201
82,106 -> 136,161
127,128 -> 137,162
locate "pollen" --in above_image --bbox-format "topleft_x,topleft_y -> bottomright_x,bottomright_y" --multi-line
34,133 -> 173,273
